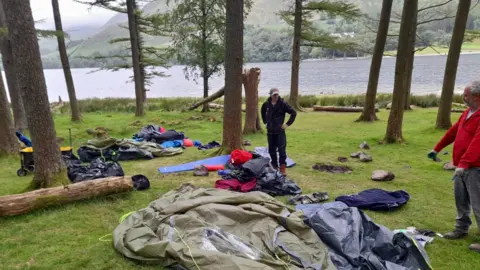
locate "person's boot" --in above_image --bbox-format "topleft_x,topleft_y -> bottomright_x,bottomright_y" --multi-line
469,243 -> 480,253
280,164 -> 287,176
443,230 -> 468,240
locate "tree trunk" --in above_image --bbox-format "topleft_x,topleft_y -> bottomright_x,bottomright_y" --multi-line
201,0 -> 209,113
243,67 -> 262,135
404,7 -> 418,111
357,0 -> 393,122
0,1 -> 26,131
135,5 -> 147,103
189,86 -> 225,110
0,176 -> 133,217
289,0 -> 303,111
384,0 -> 418,143
0,66 -> 17,156
52,0 -> 81,122
126,0 -> 144,117
202,75 -> 210,112
219,0 -> 244,154
436,0 -> 471,129
3,0 -> 66,188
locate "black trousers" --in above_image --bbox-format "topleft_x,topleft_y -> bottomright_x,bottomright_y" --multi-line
267,131 -> 287,168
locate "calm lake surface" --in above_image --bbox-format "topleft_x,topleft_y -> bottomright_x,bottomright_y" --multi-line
16,53 -> 480,101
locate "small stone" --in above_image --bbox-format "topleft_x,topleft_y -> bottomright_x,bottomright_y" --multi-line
372,170 -> 395,181
338,157 -> 348,162
360,141 -> 370,149
443,161 -> 456,171
359,153 -> 373,162
350,151 -> 364,158
404,165 -> 412,169
443,151 -> 449,155
243,140 -> 252,146
386,103 -> 392,110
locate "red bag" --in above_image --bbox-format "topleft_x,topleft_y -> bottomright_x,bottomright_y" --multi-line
230,149 -> 253,165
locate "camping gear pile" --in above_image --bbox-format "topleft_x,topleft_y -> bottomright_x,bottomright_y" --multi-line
213,149 -> 302,196
112,184 -> 432,270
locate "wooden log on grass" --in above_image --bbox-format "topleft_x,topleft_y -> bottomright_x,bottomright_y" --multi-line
189,87 -> 225,110
0,176 -> 133,217
313,105 -> 379,113
209,102 -> 246,112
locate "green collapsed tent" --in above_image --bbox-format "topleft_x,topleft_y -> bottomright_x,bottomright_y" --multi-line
112,184 -> 335,269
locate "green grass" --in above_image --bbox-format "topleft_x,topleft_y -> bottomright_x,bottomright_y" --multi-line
2,108 -> 480,269
385,41 -> 480,56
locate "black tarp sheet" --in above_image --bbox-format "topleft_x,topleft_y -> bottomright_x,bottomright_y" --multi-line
297,202 -> 432,270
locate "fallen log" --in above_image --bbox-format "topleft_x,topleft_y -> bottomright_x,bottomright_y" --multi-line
0,176 -> 133,217
452,109 -> 465,113
189,87 -> 225,110
313,105 -> 379,113
209,103 -> 245,112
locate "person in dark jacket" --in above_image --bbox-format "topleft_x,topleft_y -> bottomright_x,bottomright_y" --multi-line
261,88 -> 297,175
428,81 -> 480,253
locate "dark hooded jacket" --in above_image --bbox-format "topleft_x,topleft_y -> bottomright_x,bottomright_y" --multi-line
261,96 -> 297,134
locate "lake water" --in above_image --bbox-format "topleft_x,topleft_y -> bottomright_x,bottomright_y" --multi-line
16,53 -> 480,101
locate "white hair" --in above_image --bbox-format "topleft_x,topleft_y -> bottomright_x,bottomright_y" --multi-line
467,80 -> 480,95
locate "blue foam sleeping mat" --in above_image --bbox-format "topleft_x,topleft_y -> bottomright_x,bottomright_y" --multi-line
158,155 -> 231,174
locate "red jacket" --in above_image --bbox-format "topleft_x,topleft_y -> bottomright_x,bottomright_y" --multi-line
434,109 -> 480,169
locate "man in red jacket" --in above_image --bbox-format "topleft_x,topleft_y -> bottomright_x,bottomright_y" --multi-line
428,81 -> 480,252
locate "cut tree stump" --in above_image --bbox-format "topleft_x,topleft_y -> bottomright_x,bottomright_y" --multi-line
313,105 -> 379,113
0,176 -> 133,217
243,67 -> 262,135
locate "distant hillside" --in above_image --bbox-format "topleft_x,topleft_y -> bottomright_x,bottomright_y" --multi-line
70,0 -> 295,56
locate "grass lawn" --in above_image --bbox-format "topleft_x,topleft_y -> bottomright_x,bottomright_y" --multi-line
1,108 -> 480,269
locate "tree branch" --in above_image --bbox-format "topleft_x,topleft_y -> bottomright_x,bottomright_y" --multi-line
418,0 -> 454,13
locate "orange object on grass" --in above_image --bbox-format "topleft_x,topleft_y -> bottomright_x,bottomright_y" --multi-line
203,164 -> 224,171
183,139 -> 194,147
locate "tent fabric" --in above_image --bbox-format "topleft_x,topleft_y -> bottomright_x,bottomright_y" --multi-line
113,184 -> 336,270
254,147 -> 296,167
78,139 -> 183,162
335,189 -> 410,211
296,202 -> 432,270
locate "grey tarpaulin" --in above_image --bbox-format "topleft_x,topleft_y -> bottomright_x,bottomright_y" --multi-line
113,184 -> 335,269
296,202 -> 432,270
254,147 -> 296,167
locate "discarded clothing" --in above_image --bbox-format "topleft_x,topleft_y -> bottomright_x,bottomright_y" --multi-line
133,125 -> 165,142
15,131 -> 32,147
198,140 -> 221,150
150,130 -> 185,144
335,188 -> 410,211
241,158 -> 271,179
297,202 -> 432,270
254,146 -> 296,167
288,192 -> 329,205
67,158 -> 125,183
215,178 -> 257,192
393,227 -> 436,247
112,184 -> 335,269
256,169 -> 302,196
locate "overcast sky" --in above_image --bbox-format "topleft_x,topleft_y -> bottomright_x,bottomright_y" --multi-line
31,0 -> 116,28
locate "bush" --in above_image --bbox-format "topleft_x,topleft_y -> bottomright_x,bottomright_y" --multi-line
55,93 -> 466,115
